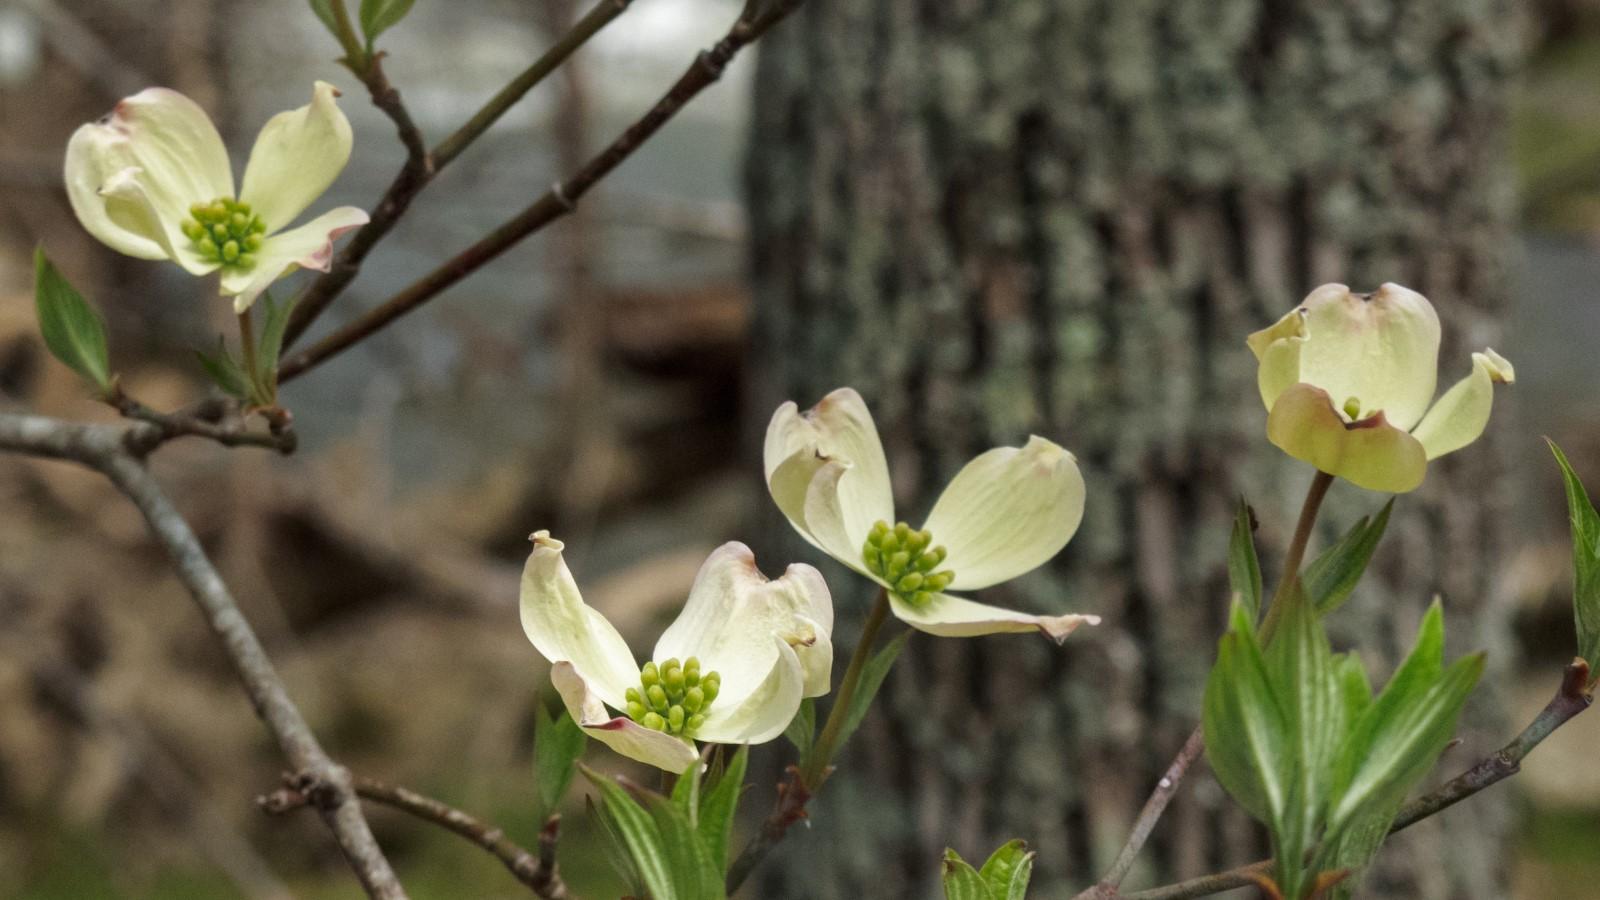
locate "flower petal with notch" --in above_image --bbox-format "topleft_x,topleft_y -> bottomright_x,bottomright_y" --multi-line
1248,284 -> 1514,493
520,532 -> 832,773
764,388 -> 1098,643
64,82 -> 368,312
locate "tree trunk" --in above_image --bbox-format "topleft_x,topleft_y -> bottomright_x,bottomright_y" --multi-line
743,1 -> 1523,897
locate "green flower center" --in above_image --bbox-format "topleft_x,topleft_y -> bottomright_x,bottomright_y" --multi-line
861,520 -> 956,607
182,197 -> 266,270
624,656 -> 719,737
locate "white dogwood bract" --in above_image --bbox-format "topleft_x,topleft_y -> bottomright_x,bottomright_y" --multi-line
520,532 -> 833,773
764,387 -> 1098,643
65,82 -> 368,312
1248,283 -> 1515,493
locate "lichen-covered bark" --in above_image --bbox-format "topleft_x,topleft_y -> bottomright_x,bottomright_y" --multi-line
744,1 -> 1523,897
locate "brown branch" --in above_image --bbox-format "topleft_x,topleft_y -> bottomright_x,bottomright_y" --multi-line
1075,727 -> 1207,899
1121,659 -> 1594,900
282,0 -> 636,350
108,389 -> 297,456
262,775 -> 571,899
0,412 -> 406,899
724,766 -> 814,894
277,0 -> 808,383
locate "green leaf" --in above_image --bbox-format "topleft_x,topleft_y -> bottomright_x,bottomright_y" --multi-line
1303,500 -> 1393,614
671,755 -> 702,828
1327,602 -> 1483,831
1550,440 -> 1600,675
1263,582 -> 1340,846
583,768 -> 679,900
534,702 -> 585,819
697,744 -> 748,874
195,341 -> 250,399
255,291 -> 296,392
977,840 -> 1034,900
1202,602 -> 1291,826
941,849 -> 994,900
642,791 -> 726,900
1228,498 -> 1263,619
587,794 -> 646,898
359,0 -> 416,42
1333,652 -> 1372,724
307,0 -> 339,35
783,698 -> 816,766
33,249 -> 111,391
837,630 -> 911,752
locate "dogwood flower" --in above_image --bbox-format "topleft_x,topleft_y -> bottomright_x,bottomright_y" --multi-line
764,388 -> 1098,643
520,532 -> 833,773
64,82 -> 368,312
1248,283 -> 1515,493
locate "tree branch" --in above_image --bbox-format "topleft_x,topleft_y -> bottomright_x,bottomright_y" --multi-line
262,776 -> 572,899
108,390 -> 297,456
277,0 -> 808,383
1120,659 -> 1594,900
1075,727 -> 1207,899
0,412 -> 406,899
283,0 -> 637,349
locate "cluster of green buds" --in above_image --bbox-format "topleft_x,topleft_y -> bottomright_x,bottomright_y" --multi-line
862,520 -> 955,606
181,197 -> 266,270
624,657 -> 720,737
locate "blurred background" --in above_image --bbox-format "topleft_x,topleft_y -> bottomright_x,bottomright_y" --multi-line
1,0 -> 1597,897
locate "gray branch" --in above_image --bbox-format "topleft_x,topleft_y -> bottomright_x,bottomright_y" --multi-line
0,412 -> 407,899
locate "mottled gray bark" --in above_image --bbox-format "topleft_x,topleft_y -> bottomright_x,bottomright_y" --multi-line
744,1 -> 1523,897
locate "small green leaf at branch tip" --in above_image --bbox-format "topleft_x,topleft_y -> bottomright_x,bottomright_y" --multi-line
784,697 -> 816,765
195,340 -> 250,400
697,744 -> 747,874
941,849 -> 994,900
254,291 -> 297,400
359,0 -> 416,43
1303,499 -> 1393,615
581,765 -> 680,900
307,0 -> 339,36
534,700 -> 585,819
1549,440 -> 1600,680
1229,498 -> 1263,619
33,249 -> 111,392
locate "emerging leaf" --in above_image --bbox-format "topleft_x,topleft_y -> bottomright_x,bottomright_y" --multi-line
941,849 -> 993,900
784,697 -> 816,766
534,701 -> 586,819
642,790 -> 726,900
836,630 -> 910,753
1550,441 -> 1600,680
1303,500 -> 1393,615
583,768 -> 681,900
195,341 -> 251,400
697,744 -> 748,874
1229,498 -> 1264,619
33,249 -> 111,392
307,0 -> 340,36
1203,602 -> 1292,826
359,0 -> 417,43
254,290 -> 297,399
978,839 -> 1034,900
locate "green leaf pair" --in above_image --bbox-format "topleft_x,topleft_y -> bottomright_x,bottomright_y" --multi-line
585,746 -> 749,900
196,292 -> 296,406
941,840 -> 1034,900
308,0 -> 416,48
1203,590 -> 1482,899
1550,441 -> 1600,681
34,250 -> 112,394
1228,497 -> 1392,620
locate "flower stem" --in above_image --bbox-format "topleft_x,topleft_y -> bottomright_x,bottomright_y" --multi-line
1259,470 -> 1334,643
803,587 -> 891,787
236,310 -> 264,404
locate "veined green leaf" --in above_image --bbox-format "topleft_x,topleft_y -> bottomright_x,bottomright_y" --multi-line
837,630 -> 910,753
588,794 -> 646,898
642,791 -> 725,900
698,744 -> 748,874
1550,441 -> 1600,678
1228,498 -> 1264,619
1303,500 -> 1393,614
671,755 -> 702,828
534,702 -> 585,819
359,0 -> 416,42
33,249 -> 111,391
977,840 -> 1033,900
941,849 -> 994,900
784,698 -> 816,766
583,768 -> 678,900
1263,582 -> 1340,844
1203,602 -> 1291,826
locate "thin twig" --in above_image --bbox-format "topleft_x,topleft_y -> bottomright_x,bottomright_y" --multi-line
0,412 -> 405,899
277,0 -> 809,383
283,0 -> 635,349
1121,659 -> 1594,900
262,776 -> 571,899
